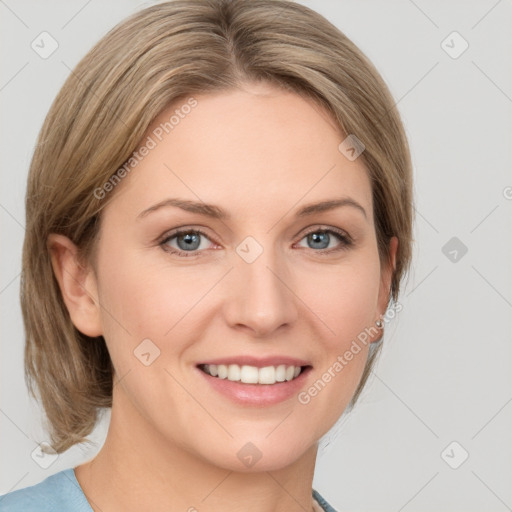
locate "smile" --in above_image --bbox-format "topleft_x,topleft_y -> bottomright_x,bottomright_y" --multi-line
199,363 -> 305,385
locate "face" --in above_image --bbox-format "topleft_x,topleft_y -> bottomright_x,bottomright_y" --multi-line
73,82 -> 395,471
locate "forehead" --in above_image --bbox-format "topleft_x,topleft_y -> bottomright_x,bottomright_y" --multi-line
104,83 -> 373,222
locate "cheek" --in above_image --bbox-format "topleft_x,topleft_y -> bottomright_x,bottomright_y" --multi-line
96,244 -> 190,332
294,254 -> 380,418
299,255 -> 381,345
93,250 -> 197,417
94,244 -> 220,373
93,245 -> 168,361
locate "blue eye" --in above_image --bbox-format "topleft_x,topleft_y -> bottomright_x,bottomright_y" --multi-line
160,229 -> 213,257
159,227 -> 352,257
297,228 -> 352,253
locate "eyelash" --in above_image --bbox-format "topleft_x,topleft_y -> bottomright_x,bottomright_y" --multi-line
159,226 -> 353,258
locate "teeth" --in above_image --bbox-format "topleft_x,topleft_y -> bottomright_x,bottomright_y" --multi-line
217,364 -> 228,379
228,364 -> 241,381
275,364 -> 286,382
258,366 -> 275,384
240,365 -> 259,383
202,364 -> 303,384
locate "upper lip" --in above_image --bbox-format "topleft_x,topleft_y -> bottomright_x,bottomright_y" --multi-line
197,356 -> 311,368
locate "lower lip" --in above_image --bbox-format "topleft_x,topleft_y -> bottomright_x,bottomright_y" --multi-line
196,366 -> 312,406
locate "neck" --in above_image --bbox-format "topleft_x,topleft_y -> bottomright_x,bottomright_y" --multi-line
75,385 -> 318,512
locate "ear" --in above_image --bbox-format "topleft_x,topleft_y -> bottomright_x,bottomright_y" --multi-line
368,236 -> 398,344
47,233 -> 103,337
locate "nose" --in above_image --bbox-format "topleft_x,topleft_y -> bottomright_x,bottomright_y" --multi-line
223,246 -> 299,338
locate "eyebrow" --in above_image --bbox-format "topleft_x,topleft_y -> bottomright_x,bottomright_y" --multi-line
137,197 -> 367,220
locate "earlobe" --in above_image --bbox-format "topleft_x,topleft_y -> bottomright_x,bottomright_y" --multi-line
47,233 -> 103,337
369,236 -> 399,344
380,235 -> 398,308
389,236 -> 398,275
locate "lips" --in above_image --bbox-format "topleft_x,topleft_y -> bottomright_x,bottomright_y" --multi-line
196,362 -> 313,406
196,355 -> 312,397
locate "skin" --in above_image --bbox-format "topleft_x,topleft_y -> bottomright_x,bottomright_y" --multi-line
49,81 -> 397,512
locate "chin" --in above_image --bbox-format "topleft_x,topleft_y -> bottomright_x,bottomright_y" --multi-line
195,434 -> 316,473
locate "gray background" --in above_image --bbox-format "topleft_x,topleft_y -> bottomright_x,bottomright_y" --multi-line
1,1 -> 511,510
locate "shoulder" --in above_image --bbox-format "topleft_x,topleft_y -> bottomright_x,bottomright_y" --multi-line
313,488 -> 339,512
0,469 -> 91,512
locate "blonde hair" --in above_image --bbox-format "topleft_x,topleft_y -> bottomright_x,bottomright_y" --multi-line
21,0 -> 413,453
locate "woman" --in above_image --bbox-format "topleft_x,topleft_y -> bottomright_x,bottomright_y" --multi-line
1,0 -> 413,510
